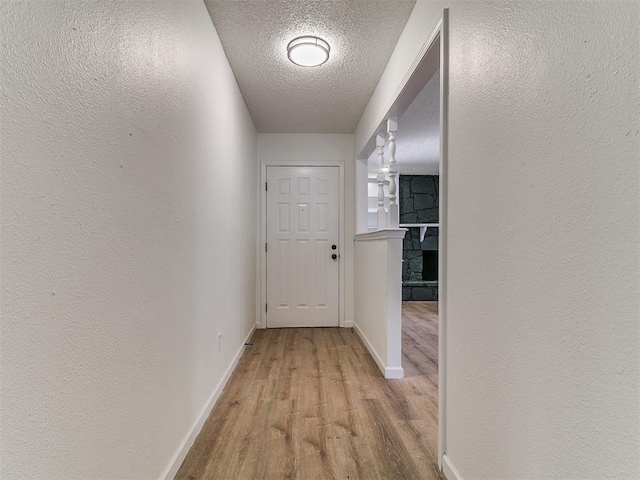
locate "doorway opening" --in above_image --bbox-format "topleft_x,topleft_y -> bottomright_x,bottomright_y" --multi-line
354,8 -> 448,472
396,64 -> 441,471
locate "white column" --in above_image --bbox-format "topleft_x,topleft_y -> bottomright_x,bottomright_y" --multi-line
387,117 -> 399,228
376,133 -> 387,229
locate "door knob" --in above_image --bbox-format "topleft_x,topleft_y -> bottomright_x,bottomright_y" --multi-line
331,254 -> 337,260
331,245 -> 337,250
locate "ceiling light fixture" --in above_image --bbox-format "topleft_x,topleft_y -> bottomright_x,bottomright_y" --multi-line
287,36 -> 330,67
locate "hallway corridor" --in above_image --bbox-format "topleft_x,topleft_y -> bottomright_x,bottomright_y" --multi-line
176,303 -> 441,480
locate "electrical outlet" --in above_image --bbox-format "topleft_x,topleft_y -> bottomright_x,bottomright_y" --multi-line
217,332 -> 222,353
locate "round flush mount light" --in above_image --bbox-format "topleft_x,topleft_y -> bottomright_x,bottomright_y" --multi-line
287,36 -> 330,67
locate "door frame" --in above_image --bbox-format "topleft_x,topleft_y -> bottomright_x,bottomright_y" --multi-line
259,161 -> 345,329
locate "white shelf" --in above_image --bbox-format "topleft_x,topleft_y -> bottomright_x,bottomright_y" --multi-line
399,223 -> 439,242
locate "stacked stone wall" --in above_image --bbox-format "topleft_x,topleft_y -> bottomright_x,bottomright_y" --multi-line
400,175 -> 439,301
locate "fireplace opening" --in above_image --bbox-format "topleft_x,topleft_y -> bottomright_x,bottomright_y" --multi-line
422,250 -> 438,281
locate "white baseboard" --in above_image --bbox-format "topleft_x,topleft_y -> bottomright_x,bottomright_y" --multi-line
343,320 -> 354,328
442,454 -> 464,480
384,366 -> 404,379
353,322 -> 385,375
353,322 -> 403,379
255,321 -> 264,329
159,325 -> 256,480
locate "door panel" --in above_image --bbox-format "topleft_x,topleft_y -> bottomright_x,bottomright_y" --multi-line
266,166 -> 339,327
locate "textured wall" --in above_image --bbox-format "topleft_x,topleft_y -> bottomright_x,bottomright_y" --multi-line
0,1 -> 257,479
257,134 -> 354,163
354,239 -> 391,362
354,233 -> 405,378
445,1 -> 640,478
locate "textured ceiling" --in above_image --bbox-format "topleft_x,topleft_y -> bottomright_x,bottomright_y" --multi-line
396,70 -> 440,174
367,70 -> 439,175
204,0 -> 416,133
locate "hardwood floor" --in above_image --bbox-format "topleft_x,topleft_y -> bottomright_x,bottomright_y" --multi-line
176,301 -> 441,480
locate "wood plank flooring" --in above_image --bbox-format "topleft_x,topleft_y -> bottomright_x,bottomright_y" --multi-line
176,302 -> 441,480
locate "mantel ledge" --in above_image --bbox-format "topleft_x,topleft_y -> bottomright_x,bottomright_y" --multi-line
355,228 -> 407,242
399,223 -> 439,242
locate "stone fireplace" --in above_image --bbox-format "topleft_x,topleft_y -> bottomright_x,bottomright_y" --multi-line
400,175 -> 438,301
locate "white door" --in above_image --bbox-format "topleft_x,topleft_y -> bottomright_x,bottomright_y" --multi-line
266,166 -> 340,328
